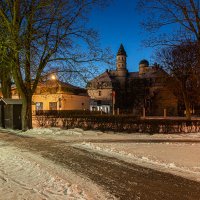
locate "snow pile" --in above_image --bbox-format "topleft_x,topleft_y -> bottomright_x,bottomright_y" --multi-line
177,132 -> 200,138
24,128 -> 103,137
75,142 -> 200,182
150,132 -> 200,139
3,127 -> 200,141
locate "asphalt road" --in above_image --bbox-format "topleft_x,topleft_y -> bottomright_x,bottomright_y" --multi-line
0,131 -> 200,200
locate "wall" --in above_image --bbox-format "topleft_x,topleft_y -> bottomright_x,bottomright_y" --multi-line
87,88 -> 112,101
32,93 -> 90,112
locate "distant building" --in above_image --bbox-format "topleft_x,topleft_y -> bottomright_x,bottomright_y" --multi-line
87,44 -> 178,116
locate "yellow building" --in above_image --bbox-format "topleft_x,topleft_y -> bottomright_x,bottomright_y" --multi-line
32,80 -> 90,113
2,79 -> 90,113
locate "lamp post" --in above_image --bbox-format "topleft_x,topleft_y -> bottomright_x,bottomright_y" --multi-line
112,90 -> 115,115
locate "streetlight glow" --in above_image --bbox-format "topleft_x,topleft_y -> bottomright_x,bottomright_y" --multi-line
51,74 -> 56,80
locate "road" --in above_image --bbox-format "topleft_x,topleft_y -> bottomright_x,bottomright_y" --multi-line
0,131 -> 200,200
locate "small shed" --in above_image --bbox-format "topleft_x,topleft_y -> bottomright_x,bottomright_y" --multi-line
0,98 -> 22,130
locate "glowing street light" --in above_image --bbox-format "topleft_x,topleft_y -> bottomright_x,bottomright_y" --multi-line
51,74 -> 57,80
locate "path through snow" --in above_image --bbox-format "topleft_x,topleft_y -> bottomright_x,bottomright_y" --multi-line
0,141 -> 108,200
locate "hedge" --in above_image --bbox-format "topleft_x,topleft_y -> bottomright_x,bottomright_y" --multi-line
35,111 -> 200,133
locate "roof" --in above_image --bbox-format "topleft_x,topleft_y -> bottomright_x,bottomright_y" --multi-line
140,67 -> 167,78
37,79 -> 87,95
87,71 -> 117,89
129,72 -> 139,78
117,44 -> 127,57
139,59 -> 149,66
0,98 -> 22,105
88,71 -> 112,83
38,80 -> 85,90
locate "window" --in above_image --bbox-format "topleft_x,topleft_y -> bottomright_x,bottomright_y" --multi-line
98,91 -> 101,96
49,102 -> 57,110
36,102 -> 43,111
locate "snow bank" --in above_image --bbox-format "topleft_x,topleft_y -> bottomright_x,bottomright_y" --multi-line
24,128 -> 103,137
74,142 -> 200,182
22,128 -> 200,141
3,127 -> 200,141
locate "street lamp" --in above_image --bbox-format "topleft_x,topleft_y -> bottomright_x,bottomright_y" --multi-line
51,74 -> 57,80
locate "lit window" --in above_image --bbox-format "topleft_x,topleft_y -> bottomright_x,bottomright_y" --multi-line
36,102 -> 43,111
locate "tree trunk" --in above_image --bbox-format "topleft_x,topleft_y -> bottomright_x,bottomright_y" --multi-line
21,94 -> 32,131
0,67 -> 11,98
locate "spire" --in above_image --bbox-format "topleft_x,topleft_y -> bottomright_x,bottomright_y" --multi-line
117,44 -> 127,57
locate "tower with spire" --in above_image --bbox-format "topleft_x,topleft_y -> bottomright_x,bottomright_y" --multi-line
116,44 -> 128,77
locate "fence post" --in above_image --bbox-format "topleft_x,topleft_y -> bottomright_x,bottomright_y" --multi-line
143,107 -> 146,118
164,108 -> 167,118
113,108 -> 115,115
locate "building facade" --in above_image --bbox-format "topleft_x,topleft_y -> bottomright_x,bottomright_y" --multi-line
32,80 -> 89,113
1,79 -> 90,113
87,44 -> 178,116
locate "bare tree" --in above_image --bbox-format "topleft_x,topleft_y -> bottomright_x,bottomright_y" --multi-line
0,27 -> 12,98
138,0 -> 200,118
0,67 -> 12,98
137,0 -> 200,46
0,0 -> 112,130
155,42 -> 200,119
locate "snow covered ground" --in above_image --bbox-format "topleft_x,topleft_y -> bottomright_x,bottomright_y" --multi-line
75,141 -> 200,182
0,138 -> 114,200
19,128 -> 200,182
1,127 -> 200,199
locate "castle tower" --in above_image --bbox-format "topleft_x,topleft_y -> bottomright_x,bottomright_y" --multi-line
139,59 -> 149,76
116,44 -> 128,77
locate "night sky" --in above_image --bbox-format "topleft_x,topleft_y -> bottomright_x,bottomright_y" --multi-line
89,0 -> 154,73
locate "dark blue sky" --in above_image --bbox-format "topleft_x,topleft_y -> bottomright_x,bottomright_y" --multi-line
89,0 -> 154,72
